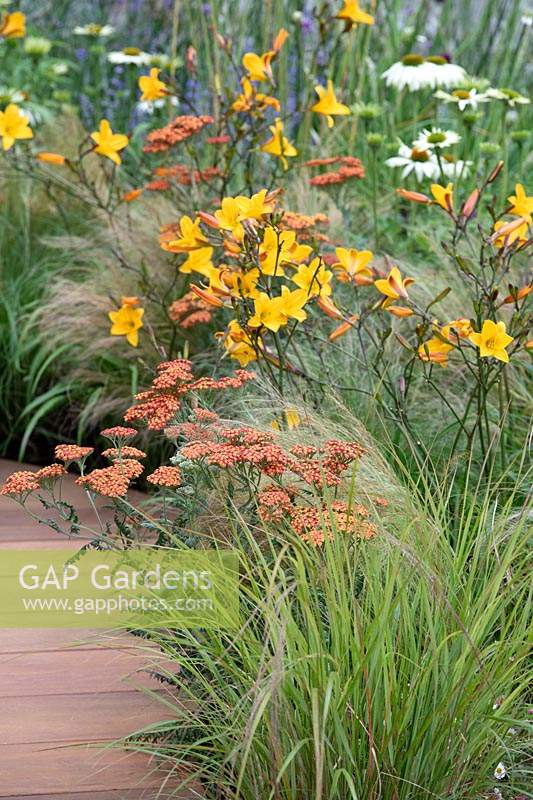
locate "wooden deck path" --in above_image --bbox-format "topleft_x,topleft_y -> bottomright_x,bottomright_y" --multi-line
0,461 -> 192,800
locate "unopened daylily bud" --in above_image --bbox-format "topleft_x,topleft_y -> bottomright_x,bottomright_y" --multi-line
461,188 -> 479,219
489,216 -> 527,243
190,284 -> 224,308
318,296 -> 344,319
329,315 -> 358,341
487,160 -> 504,183
502,285 -> 532,304
396,188 -> 431,204
386,305 -> 414,318
197,211 -> 220,228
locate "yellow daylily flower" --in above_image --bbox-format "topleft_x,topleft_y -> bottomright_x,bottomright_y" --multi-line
469,320 -> 514,363
333,247 -> 374,283
242,50 -> 275,82
431,182 -> 454,213
138,67 -> 167,101
221,320 -> 259,366
166,216 -> 209,252
0,11 -> 26,38
231,78 -> 280,113
336,0 -> 374,27
272,407 -> 301,431
418,335 -> 454,367
311,80 -> 351,128
179,247 -> 214,277
260,119 -> 297,170
259,227 -> 299,276
447,318 -> 473,339
292,258 -> 333,299
215,198 -> 245,239
492,219 -> 529,248
108,304 -> 144,347
507,183 -> 533,223
277,285 -> 308,323
374,266 -> 414,300
236,189 -> 277,220
247,292 -> 286,332
90,119 -> 128,165
0,104 -> 32,151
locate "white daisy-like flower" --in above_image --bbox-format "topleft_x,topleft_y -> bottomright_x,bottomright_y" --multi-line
74,23 -> 115,37
426,58 -> 467,88
385,142 -> 439,181
485,87 -> 530,107
413,127 -> 461,150
137,96 -> 179,115
521,14 -> 532,26
107,48 -> 150,66
382,54 -> 466,92
493,762 -> 507,781
434,87 -> 490,111
51,62 -> 69,76
441,158 -> 473,179
0,86 -> 26,105
382,55 -> 437,91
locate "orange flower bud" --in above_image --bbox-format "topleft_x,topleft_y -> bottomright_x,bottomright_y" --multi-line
273,28 -> 289,52
386,305 -> 414,318
487,160 -> 504,184
461,188 -> 479,220
190,284 -> 224,308
317,296 -> 344,319
502,285 -> 532,304
489,216 -> 528,244
121,296 -> 140,307
197,210 -> 220,228
37,152 -> 66,165
396,188 -> 431,204
123,188 -> 143,202
329,315 -> 358,341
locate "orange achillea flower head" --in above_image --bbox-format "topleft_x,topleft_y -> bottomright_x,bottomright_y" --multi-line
0,104 -> 33,151
0,11 -> 26,38
375,266 -> 414,300
143,115 -> 213,153
291,502 -> 377,546
336,0 -> 374,28
91,119 -> 128,165
100,426 -> 138,439
169,291 -> 213,329
1,470 -> 40,496
469,320 -> 514,363
281,211 -> 329,231
37,152 -> 66,165
145,178 -> 170,192
77,464 -> 133,497
108,304 -> 144,347
36,464 -> 67,481
311,80 -> 351,128
124,359 -> 254,430
147,466 -> 182,487
55,445 -> 94,462
309,157 -> 365,186
102,446 -> 147,460
138,67 -> 167,101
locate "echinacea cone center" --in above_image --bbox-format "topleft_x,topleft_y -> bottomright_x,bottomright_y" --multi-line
410,148 -> 430,162
401,54 -> 425,66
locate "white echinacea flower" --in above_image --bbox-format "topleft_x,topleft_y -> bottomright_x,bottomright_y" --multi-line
413,127 -> 461,150
74,23 -> 115,37
382,54 -> 466,92
385,142 -> 439,181
441,157 -> 473,179
485,87 -> 530,107
108,48 -> 150,65
434,87 -> 490,111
